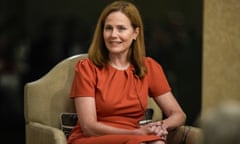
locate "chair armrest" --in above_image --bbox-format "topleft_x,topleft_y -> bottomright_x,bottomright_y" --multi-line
167,125 -> 203,144
26,122 -> 67,144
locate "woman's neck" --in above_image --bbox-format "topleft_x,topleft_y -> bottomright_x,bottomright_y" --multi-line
108,52 -> 130,70
109,61 -> 130,70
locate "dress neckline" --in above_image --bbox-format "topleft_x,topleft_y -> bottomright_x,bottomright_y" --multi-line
108,62 -> 131,71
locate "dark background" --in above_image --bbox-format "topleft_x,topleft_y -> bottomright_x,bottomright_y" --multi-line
0,0 -> 202,143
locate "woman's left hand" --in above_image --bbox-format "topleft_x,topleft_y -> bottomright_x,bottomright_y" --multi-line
150,121 -> 168,139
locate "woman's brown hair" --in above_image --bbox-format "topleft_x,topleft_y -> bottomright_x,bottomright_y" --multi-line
88,0 -> 147,78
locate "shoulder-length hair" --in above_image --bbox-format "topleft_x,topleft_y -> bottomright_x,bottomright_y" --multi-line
88,0 -> 147,78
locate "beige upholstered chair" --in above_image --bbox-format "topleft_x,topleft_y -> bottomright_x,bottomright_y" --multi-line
24,53 -> 202,144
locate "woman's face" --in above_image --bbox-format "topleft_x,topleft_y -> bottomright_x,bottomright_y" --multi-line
103,11 -> 139,55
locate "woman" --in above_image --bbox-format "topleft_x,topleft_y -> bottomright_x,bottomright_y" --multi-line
68,1 -> 186,144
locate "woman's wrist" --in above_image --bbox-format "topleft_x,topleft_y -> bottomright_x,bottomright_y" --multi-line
132,128 -> 144,135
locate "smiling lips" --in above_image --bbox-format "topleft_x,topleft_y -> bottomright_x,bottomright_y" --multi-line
110,41 -> 121,44
109,41 -> 122,47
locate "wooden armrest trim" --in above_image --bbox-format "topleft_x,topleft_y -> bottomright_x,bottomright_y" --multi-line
180,126 -> 191,144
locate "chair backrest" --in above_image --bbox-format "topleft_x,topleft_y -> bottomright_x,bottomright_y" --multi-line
148,97 -> 163,121
24,53 -> 88,128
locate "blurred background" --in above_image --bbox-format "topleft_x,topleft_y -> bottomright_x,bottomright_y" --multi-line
0,0 -> 202,143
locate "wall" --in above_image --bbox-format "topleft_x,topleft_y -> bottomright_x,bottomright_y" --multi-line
202,0 -> 240,112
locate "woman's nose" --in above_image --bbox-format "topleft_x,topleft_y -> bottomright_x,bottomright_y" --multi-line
111,29 -> 118,37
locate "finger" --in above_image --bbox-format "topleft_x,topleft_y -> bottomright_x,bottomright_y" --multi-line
151,126 -> 163,136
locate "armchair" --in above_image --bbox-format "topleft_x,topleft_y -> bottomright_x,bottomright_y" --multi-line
24,53 -> 202,144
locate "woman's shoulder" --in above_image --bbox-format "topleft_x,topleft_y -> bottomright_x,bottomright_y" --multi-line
77,57 -> 91,64
76,57 -> 90,66
75,58 -> 96,70
145,56 -> 155,62
144,56 -> 162,67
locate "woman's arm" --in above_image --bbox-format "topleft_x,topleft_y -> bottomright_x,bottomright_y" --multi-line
153,92 -> 186,131
74,97 -> 155,136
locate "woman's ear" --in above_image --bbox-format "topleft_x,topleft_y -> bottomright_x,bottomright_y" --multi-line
133,27 -> 140,40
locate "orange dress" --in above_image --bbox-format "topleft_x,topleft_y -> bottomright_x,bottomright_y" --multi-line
68,57 -> 171,144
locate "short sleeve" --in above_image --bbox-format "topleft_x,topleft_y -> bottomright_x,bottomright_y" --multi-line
70,58 -> 96,98
146,57 -> 171,97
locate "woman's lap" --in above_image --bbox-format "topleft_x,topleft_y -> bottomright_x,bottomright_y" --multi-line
72,134 -> 162,144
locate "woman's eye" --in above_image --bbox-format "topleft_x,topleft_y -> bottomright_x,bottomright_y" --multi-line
104,26 -> 112,31
118,26 -> 126,31
104,25 -> 127,32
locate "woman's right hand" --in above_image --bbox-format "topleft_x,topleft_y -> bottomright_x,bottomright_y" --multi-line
137,122 -> 168,139
137,122 -> 156,135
